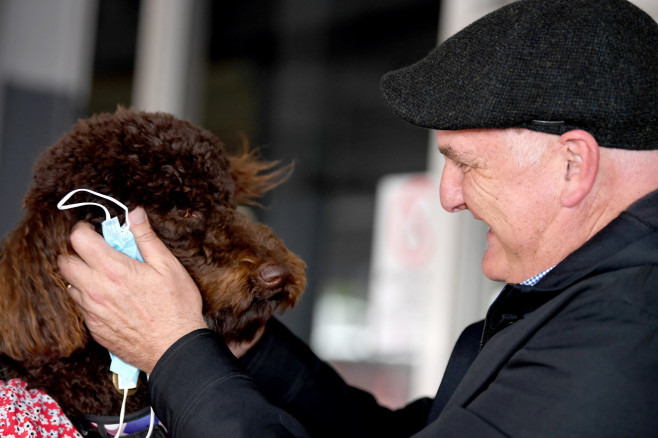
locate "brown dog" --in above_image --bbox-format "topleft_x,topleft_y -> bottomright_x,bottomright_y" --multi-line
0,107 -> 306,421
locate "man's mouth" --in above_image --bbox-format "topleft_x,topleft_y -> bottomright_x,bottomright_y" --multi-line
468,211 -> 493,237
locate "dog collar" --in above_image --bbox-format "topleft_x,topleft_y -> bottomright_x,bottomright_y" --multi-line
83,407 -> 167,437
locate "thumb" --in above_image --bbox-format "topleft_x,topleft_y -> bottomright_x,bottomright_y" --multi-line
128,207 -> 171,263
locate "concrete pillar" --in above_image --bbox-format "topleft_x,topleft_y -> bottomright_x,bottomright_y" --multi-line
132,0 -> 209,121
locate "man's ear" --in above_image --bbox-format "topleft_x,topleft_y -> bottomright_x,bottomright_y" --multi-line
560,130 -> 599,208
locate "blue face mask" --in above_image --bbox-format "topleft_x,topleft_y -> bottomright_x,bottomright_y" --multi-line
57,188 -> 142,390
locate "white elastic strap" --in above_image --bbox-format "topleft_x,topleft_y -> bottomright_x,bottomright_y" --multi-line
57,188 -> 132,227
144,373 -> 155,438
114,388 -> 129,438
145,407 -> 155,438
112,389 -> 155,438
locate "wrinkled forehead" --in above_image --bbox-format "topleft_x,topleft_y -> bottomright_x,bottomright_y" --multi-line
436,127 -> 558,168
435,128 -> 507,159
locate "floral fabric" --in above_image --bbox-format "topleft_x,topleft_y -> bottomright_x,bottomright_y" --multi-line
0,379 -> 81,438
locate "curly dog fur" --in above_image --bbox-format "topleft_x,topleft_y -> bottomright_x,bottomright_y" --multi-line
0,107 -> 306,419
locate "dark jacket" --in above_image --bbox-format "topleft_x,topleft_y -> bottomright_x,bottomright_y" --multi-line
148,189 -> 658,437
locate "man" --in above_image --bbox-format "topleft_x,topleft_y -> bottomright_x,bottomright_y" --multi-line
60,0 -> 658,436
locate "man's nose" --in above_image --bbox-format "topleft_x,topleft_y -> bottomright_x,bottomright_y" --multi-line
439,163 -> 467,212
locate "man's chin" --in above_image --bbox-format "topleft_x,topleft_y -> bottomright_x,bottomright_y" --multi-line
481,250 -> 507,283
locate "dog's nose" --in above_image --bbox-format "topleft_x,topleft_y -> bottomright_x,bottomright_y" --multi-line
259,263 -> 291,289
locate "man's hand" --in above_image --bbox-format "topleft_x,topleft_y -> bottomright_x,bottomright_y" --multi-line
59,207 -> 208,373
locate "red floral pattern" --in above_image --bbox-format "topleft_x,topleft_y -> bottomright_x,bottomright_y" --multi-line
0,379 -> 80,437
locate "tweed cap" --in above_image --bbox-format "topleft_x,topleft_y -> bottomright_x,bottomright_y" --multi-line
381,0 -> 658,150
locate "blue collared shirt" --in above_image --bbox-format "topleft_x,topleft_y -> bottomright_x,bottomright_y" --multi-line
519,266 -> 555,286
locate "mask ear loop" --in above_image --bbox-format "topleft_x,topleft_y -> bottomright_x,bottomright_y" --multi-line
57,188 -> 131,227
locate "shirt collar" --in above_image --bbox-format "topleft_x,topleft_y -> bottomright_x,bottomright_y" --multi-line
519,266 -> 556,286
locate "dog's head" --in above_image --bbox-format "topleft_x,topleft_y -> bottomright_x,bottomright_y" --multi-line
0,107 -> 305,363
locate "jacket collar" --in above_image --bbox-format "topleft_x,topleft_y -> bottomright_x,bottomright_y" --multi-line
444,189 -> 658,413
481,189 -> 658,347
535,187 -> 658,292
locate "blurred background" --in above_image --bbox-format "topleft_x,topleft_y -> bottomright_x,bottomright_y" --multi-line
1,0 -> 656,409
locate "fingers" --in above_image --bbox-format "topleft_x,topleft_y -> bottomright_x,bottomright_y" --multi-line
60,257 -> 116,322
67,222 -> 114,270
58,251 -> 104,315
127,207 -> 177,266
64,282 -> 82,306
66,285 -> 103,327
63,222 -> 134,297
58,251 -> 88,289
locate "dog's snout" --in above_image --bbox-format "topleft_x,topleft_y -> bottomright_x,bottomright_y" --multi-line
259,263 -> 291,289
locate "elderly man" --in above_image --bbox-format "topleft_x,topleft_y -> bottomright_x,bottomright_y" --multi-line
61,0 -> 658,436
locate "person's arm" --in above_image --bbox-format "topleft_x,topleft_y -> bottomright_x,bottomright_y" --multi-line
241,318 -> 432,438
59,208 -> 429,436
149,328 -> 309,437
58,207 -> 309,436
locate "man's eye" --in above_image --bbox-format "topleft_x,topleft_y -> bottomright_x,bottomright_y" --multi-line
445,156 -> 475,173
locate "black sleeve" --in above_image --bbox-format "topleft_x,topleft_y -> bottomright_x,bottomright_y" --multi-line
148,329 -> 310,438
240,318 -> 432,438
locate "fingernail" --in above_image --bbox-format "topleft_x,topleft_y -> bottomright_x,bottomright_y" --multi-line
129,207 -> 146,225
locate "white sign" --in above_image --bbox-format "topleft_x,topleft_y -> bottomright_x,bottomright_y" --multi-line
368,173 -> 440,360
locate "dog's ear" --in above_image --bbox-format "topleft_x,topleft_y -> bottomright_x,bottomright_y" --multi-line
0,213 -> 87,362
228,142 -> 294,206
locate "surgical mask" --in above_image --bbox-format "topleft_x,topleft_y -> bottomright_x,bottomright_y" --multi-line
58,189 -> 156,437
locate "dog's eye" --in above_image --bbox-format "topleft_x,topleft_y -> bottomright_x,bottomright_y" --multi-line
178,209 -> 196,219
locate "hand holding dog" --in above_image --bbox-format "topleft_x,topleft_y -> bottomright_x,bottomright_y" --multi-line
59,207 -> 208,373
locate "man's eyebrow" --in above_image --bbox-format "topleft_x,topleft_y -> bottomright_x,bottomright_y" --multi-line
438,145 -> 481,167
438,145 -> 459,160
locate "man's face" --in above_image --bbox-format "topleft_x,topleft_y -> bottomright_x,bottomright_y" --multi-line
437,128 -> 563,283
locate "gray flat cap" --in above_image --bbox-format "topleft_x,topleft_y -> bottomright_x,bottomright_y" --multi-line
381,0 -> 658,150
